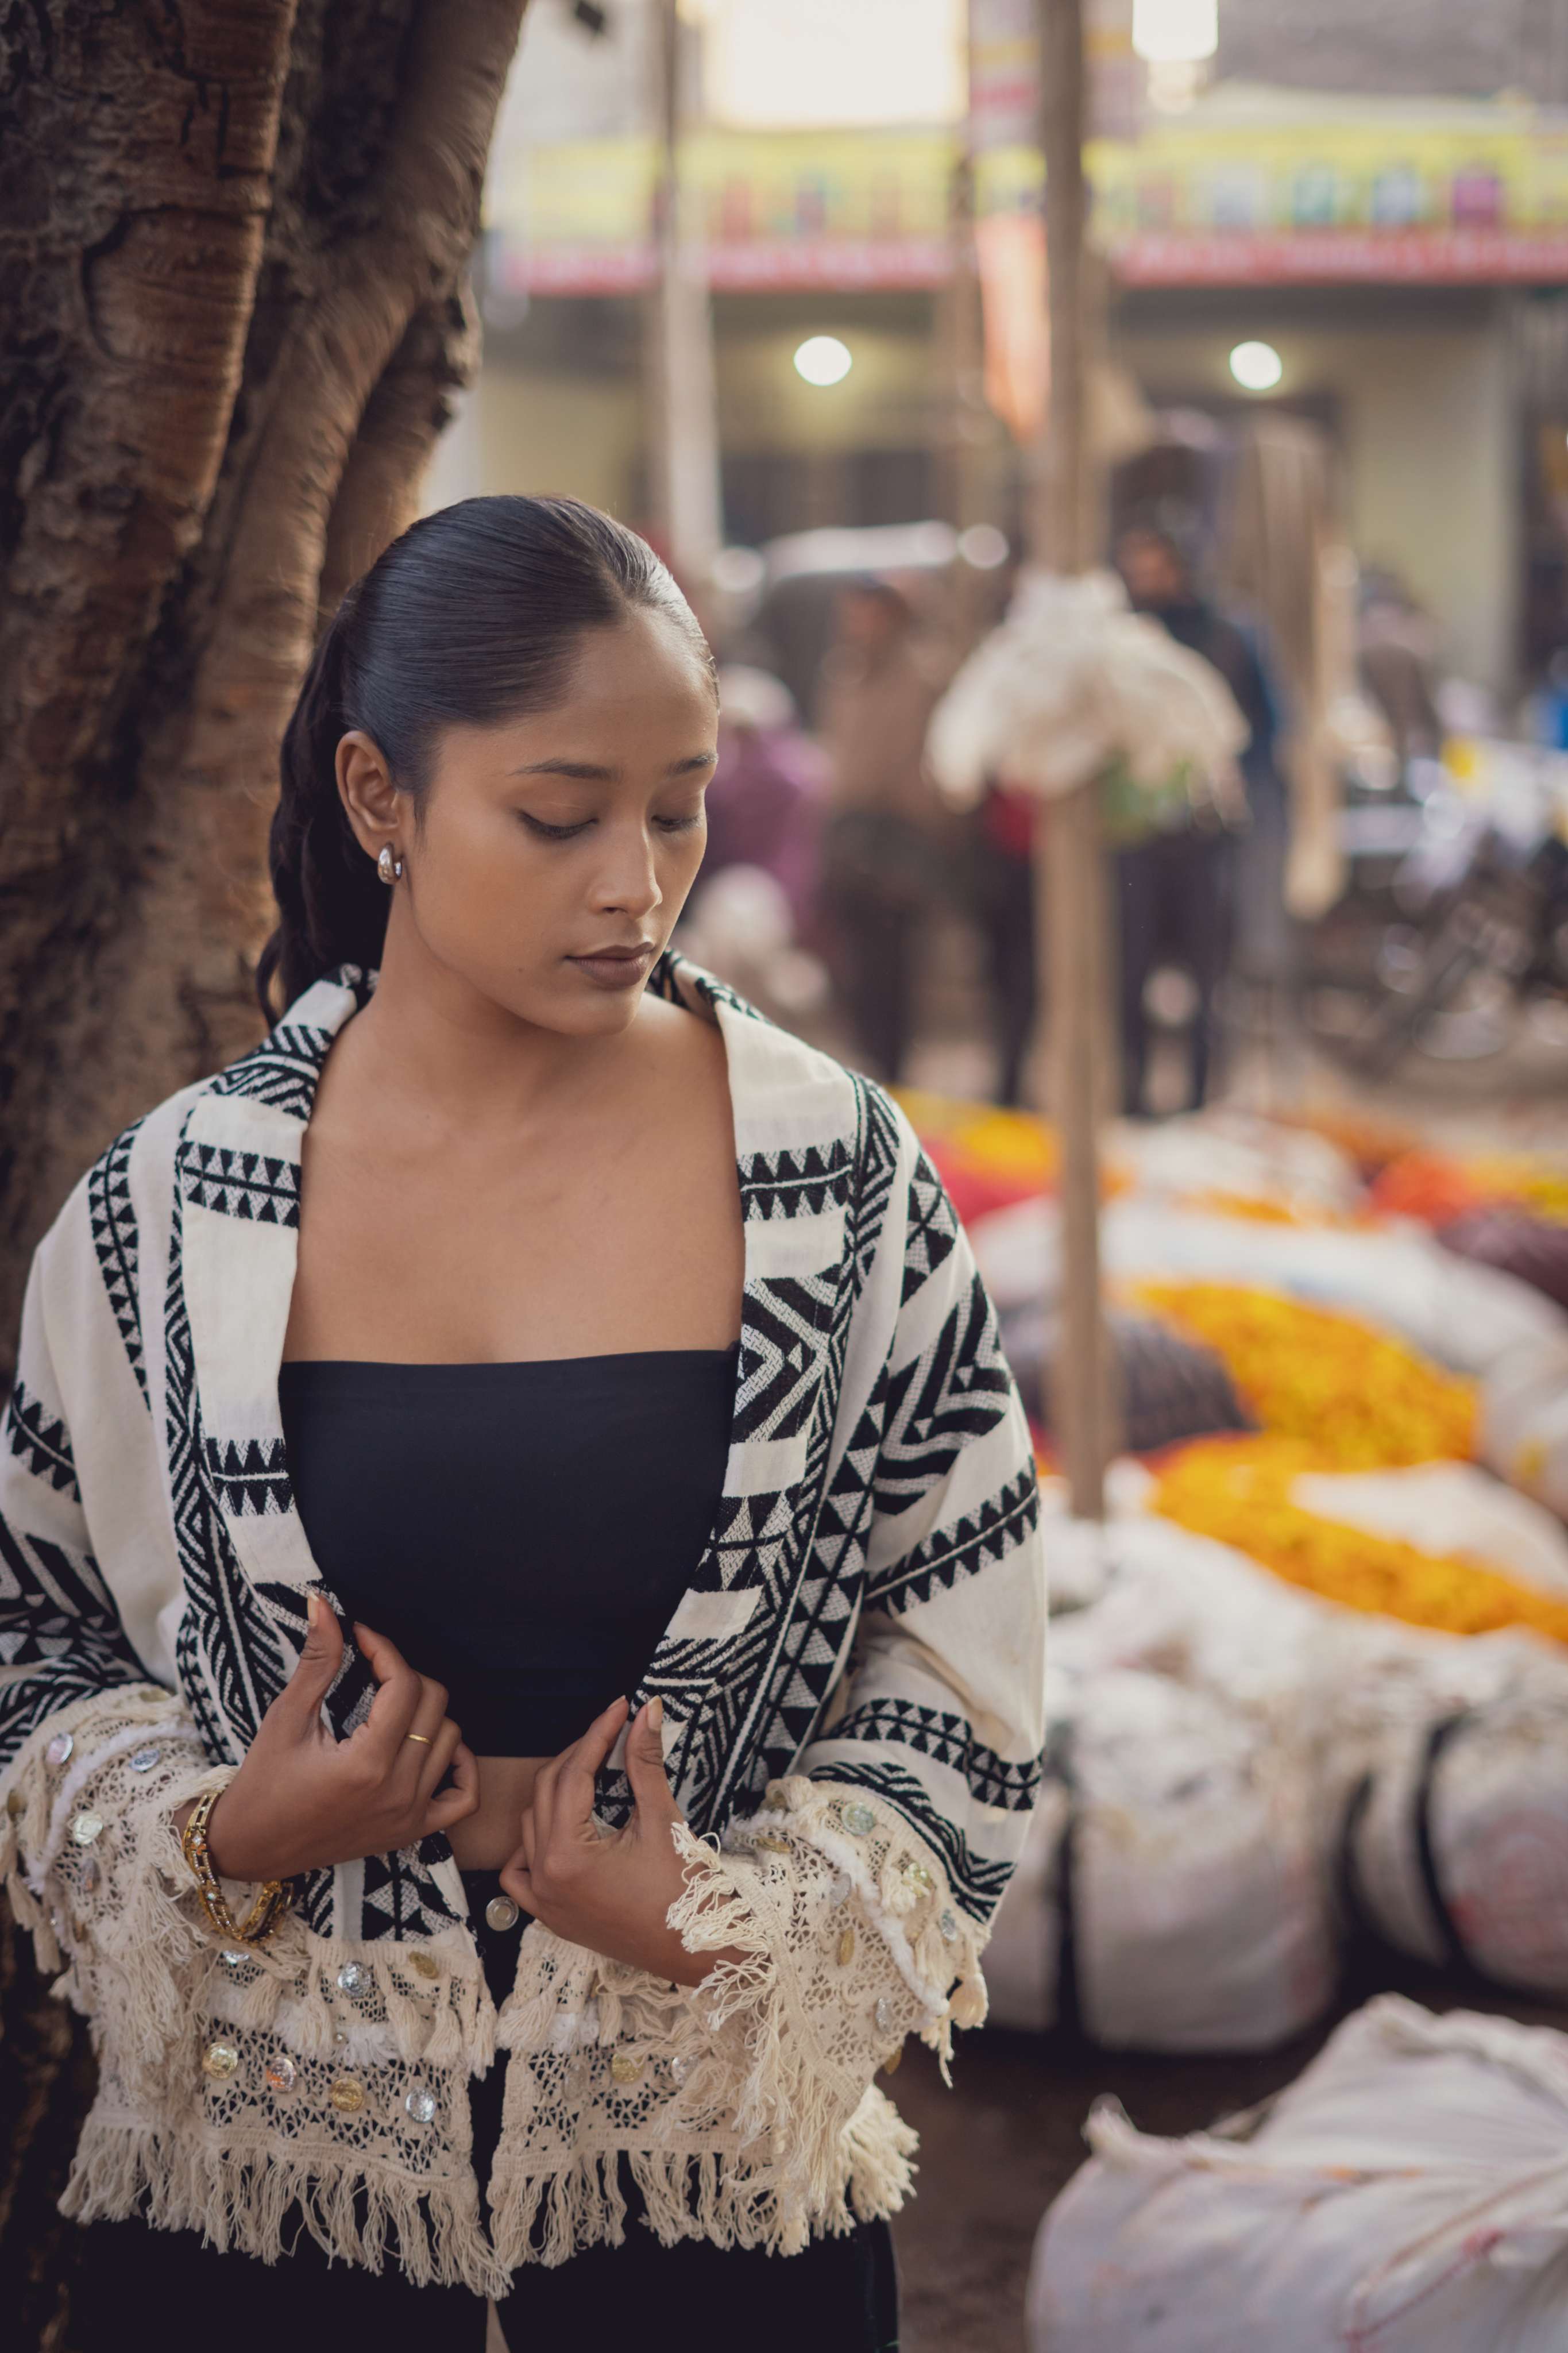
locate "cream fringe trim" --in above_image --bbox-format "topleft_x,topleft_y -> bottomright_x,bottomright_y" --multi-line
736,1777 -> 991,2077
61,2108 -> 508,2296
485,2093 -> 918,2274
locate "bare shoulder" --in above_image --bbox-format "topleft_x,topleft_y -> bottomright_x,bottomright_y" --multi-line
635,987 -> 728,1086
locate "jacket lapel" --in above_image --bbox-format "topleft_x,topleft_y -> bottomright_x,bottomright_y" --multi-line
634,962 -> 861,1827
175,971 -> 366,1634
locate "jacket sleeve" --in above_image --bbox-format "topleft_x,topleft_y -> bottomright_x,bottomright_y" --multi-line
666,1135 -> 1046,2238
1,1241 -> 228,2096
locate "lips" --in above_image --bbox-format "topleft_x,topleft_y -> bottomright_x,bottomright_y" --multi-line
565,943 -> 658,990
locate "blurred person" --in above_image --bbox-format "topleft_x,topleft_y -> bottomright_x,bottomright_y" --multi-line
697,664 -> 825,934
3,495 -> 1045,2348
1115,523 -> 1282,1112
1357,569 -> 1443,767
817,578 -> 951,1081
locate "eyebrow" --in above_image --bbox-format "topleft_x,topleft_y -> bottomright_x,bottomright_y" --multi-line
511,753 -> 717,782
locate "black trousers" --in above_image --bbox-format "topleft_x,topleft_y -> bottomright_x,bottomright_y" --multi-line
1115,830 -> 1235,1117
68,1874 -> 900,2353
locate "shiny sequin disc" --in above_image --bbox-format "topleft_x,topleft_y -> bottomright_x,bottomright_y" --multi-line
485,1895 -> 520,1932
202,2040 -> 240,2081
129,1746 -> 162,1773
937,1909 -> 959,1945
404,2085 -> 438,2125
70,1810 -> 104,1846
836,1927 -> 856,1967
46,1731 -> 74,1767
408,1950 -> 441,1981
330,2076 -> 366,2114
335,1961 -> 370,1999
609,2050 -> 644,2085
842,1802 -> 877,1837
265,2054 -> 297,2093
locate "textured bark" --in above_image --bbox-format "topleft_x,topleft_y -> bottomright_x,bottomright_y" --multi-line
0,0 -> 529,1360
0,1 -> 528,2320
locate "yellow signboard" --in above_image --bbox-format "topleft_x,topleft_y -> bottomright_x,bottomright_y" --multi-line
489,102 -> 1568,293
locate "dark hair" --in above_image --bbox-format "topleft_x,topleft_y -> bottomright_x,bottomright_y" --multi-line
257,495 -> 716,1019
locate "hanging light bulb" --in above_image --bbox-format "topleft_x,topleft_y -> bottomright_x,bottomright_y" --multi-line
1132,0 -> 1218,63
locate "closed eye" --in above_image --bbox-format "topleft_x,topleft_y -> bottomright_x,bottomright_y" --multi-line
519,813 -> 593,842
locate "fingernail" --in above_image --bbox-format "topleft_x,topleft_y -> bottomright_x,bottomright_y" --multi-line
306,1592 -> 320,1629
647,1695 -> 664,1732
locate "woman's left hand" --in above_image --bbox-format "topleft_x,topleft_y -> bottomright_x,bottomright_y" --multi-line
499,1692 -> 736,1987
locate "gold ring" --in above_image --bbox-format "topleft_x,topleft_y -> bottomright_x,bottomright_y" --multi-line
405,1731 -> 433,1746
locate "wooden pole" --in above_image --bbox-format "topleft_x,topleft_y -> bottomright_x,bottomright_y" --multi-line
648,0 -> 723,583
941,10 -> 989,659
1035,0 -> 1113,1519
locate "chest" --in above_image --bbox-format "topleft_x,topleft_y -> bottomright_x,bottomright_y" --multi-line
285,1101 -> 744,1363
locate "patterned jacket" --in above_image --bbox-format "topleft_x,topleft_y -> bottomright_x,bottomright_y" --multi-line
0,955 -> 1046,2291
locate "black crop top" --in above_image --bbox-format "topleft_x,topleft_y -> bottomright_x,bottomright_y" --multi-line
277,1350 -> 736,1757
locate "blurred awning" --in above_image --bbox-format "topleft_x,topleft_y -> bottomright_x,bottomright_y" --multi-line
485,93 -> 1568,297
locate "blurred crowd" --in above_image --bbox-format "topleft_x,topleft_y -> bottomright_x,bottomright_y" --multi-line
683,519 -> 1310,1116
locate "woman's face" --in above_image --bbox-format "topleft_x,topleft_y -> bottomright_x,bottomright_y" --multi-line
342,608 -> 718,1038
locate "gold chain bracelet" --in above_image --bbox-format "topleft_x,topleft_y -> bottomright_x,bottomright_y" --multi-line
180,1787 -> 292,1946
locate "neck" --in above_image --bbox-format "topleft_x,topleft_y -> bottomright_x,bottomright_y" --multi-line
335,921 -> 654,1137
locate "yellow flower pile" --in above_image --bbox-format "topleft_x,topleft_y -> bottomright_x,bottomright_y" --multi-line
1151,1435 -> 1568,1646
1132,1281 -> 1478,1468
895,1090 -> 1060,1186
1463,1154 -> 1568,1227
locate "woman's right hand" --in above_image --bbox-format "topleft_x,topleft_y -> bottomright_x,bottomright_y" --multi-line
176,1596 -> 480,1884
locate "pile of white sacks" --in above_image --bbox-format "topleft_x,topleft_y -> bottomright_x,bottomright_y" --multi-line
988,1487 -> 1568,2051
1029,1995 -> 1568,2351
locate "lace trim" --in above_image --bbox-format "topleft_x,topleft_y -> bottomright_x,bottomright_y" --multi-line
2,1714 -> 982,2276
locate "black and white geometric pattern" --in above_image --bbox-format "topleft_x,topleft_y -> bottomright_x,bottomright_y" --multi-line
88,1116 -> 149,1404
177,1140 -> 301,1228
827,1696 -> 1043,1812
4,1380 -> 80,1500
202,1437 -> 292,1517
1,955 -> 1045,1954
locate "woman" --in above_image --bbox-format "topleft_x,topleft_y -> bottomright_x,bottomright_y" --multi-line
0,498 -> 1046,2346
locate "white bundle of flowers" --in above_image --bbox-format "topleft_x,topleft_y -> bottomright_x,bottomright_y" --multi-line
926,566 -> 1249,810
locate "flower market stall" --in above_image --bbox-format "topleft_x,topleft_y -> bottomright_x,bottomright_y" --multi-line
899,1090 -> 1568,2050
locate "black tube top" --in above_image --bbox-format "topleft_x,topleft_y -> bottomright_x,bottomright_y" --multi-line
277,1351 -> 736,1756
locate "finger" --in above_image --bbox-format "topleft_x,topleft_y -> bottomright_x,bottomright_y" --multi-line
422,1743 -> 481,1835
276,1591 -> 345,1723
498,1853 -> 535,1912
393,1676 -> 451,1788
554,1695 -> 629,1829
528,1750 -> 561,1854
413,1714 -> 462,1804
625,1695 -> 681,1826
354,1624 -> 424,1757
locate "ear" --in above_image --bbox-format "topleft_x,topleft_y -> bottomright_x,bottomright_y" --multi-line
337,729 -> 401,863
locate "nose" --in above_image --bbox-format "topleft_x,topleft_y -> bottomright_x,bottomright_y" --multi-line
588,820 -> 662,923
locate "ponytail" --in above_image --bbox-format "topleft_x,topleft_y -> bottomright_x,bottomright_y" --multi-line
257,584 -> 388,1019
256,495 -> 714,1023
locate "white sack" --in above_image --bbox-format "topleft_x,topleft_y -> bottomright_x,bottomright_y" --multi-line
926,567 -> 1248,808
1482,1329 -> 1568,1519
1029,1995 -> 1568,2353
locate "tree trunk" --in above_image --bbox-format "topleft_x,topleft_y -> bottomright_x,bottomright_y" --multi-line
0,5 -> 528,2329
0,0 -> 530,1365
